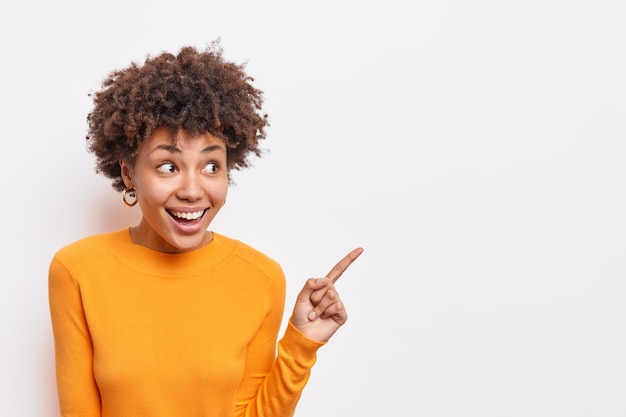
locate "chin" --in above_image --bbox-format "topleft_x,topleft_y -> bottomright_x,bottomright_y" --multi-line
169,234 -> 209,253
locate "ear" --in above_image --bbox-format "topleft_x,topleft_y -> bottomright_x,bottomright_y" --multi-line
119,159 -> 133,188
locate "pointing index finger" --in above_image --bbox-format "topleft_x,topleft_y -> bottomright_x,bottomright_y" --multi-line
326,247 -> 364,283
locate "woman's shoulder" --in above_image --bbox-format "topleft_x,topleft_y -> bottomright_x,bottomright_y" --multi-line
213,232 -> 283,277
52,229 -> 127,266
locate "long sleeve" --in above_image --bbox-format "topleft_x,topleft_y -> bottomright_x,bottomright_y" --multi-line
49,255 -> 102,417
234,275 -> 325,417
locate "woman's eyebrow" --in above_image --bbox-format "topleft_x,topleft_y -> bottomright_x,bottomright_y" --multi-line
148,144 -> 225,155
148,144 -> 180,155
201,145 -> 226,154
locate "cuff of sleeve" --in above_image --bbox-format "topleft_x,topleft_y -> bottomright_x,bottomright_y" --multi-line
279,321 -> 326,366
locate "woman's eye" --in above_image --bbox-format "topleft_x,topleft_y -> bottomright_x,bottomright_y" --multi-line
203,162 -> 218,174
157,162 -> 176,173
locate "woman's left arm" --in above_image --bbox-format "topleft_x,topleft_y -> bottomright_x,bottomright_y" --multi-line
234,248 -> 363,417
233,266 -> 322,417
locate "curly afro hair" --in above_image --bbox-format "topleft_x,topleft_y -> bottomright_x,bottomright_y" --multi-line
86,41 -> 268,192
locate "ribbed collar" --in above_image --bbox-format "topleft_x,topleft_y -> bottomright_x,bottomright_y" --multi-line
104,228 -> 238,277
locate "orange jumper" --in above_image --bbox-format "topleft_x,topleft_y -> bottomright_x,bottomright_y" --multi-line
49,229 -> 323,417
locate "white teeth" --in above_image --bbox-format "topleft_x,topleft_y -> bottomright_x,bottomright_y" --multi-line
170,210 -> 205,220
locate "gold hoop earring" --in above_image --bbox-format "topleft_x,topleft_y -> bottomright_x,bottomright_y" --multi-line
122,187 -> 138,207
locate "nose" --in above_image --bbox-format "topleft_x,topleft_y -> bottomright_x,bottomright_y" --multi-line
176,172 -> 204,202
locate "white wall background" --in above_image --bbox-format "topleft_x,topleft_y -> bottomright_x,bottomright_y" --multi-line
1,1 -> 625,416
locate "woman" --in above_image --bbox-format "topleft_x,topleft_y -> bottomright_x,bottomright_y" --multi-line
48,43 -> 362,417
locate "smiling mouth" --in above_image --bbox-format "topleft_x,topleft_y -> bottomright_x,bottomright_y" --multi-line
167,209 -> 208,223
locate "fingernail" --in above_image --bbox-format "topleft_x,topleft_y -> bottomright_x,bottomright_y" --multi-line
316,277 -> 328,285
308,310 -> 317,320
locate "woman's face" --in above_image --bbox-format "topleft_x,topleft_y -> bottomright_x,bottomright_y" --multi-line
121,127 -> 228,253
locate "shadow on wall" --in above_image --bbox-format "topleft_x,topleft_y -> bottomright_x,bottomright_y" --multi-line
87,184 -> 142,234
